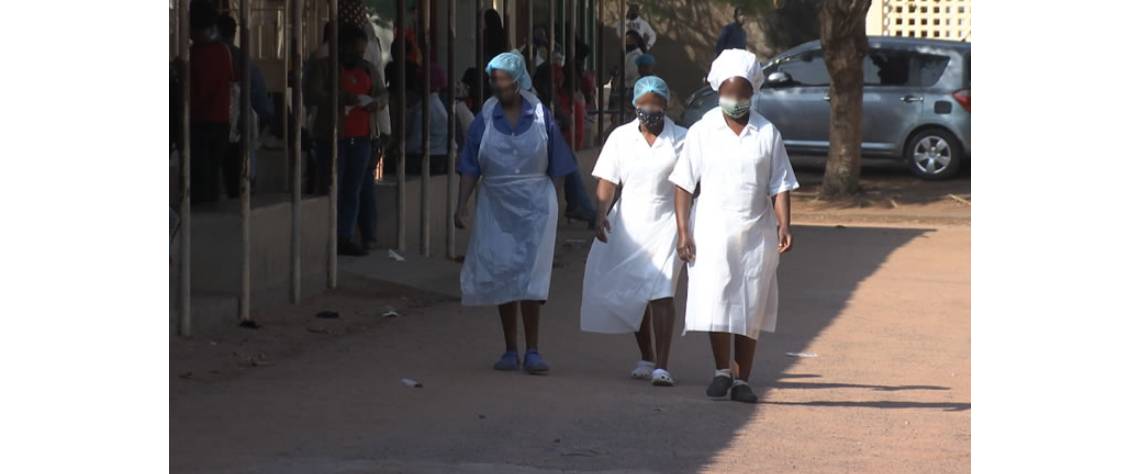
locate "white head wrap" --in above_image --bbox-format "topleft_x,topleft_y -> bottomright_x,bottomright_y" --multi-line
706,48 -> 763,92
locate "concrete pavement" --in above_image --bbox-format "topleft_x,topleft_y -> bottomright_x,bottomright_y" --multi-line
171,216 -> 969,473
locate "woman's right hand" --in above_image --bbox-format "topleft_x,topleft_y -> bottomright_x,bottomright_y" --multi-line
453,207 -> 469,229
594,215 -> 611,243
677,231 -> 695,263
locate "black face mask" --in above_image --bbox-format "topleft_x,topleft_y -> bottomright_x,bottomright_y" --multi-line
636,108 -> 665,130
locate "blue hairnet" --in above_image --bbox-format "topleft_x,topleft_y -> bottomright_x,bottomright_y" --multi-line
485,51 -> 532,92
632,75 -> 669,106
634,53 -> 656,67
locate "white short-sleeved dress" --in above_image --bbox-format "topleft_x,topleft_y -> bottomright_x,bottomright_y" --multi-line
667,108 -> 799,339
580,118 -> 688,333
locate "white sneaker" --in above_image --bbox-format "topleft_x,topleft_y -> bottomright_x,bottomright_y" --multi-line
630,360 -> 655,379
651,368 -> 675,387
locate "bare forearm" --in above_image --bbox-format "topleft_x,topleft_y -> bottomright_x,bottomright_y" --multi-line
457,175 -> 478,209
773,191 -> 791,229
674,186 -> 693,234
595,180 -> 617,218
554,176 -> 565,199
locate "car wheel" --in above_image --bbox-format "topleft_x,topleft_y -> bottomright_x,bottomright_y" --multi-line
905,129 -> 962,180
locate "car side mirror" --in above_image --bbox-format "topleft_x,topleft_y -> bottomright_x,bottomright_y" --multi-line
766,71 -> 790,87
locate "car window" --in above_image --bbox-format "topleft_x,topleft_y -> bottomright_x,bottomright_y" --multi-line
864,50 -> 910,86
776,50 -> 829,87
864,49 -> 950,87
912,53 -> 950,87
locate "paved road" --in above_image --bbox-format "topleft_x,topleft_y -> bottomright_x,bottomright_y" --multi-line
171,218 -> 970,473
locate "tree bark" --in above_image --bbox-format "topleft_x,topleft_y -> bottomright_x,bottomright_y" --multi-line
818,0 -> 871,198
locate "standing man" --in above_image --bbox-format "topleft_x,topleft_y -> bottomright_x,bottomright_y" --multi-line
715,7 -> 748,56
305,25 -> 387,256
218,14 -> 274,198
339,0 -> 391,249
668,49 -> 799,404
618,3 -> 657,51
188,1 -> 233,204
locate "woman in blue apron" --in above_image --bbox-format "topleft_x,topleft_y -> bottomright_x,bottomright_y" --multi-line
455,52 -> 578,374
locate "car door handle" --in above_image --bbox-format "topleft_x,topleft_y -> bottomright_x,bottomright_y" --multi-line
900,95 -> 925,103
823,95 -> 831,102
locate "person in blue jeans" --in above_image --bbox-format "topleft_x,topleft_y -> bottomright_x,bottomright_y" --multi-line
306,25 -> 386,255
357,136 -> 385,249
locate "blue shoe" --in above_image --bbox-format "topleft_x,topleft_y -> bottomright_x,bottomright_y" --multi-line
493,351 -> 520,371
523,349 -> 550,375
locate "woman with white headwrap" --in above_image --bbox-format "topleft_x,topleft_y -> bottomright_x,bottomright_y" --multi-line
455,51 -> 578,375
580,76 -> 687,387
668,49 -> 800,403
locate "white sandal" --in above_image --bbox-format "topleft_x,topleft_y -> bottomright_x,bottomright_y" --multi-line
631,360 -> 656,380
651,368 -> 675,387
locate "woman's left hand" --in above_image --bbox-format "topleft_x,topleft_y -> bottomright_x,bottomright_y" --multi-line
778,226 -> 793,254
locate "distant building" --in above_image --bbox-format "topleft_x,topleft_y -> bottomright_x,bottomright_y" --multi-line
866,0 -> 971,42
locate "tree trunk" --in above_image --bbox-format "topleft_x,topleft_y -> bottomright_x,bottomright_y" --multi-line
818,0 -> 871,198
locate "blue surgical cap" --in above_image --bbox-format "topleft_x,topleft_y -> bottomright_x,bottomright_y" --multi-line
634,53 -> 656,67
485,51 -> 533,92
632,75 -> 669,106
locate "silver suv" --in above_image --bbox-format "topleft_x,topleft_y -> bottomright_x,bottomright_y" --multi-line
680,37 -> 970,180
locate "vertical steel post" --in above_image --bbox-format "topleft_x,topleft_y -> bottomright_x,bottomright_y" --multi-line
239,0 -> 253,322
527,0 -> 534,69
596,0 -> 604,145
419,0 -> 431,256
290,0 -> 303,303
617,0 -> 624,124
179,0 -> 192,336
396,0 -> 407,252
446,0 -> 457,259
568,0 -> 575,151
328,0 -> 339,289
547,0 -> 554,111
503,0 -> 511,50
476,0 -> 485,107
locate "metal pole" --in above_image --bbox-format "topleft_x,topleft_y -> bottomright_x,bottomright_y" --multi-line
568,0 -> 575,151
396,0 -> 407,252
503,0 -> 511,50
617,0 -> 624,124
527,0 -> 534,69
328,0 -> 339,289
178,0 -> 192,336
290,0 -> 303,303
419,0 -> 431,256
547,0 -> 554,111
239,0 -> 253,323
596,0 -> 603,145
446,0 -> 457,259
476,0 -> 485,107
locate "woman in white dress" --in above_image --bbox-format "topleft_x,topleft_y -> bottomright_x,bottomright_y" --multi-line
668,49 -> 800,403
581,76 -> 687,386
454,52 -> 579,374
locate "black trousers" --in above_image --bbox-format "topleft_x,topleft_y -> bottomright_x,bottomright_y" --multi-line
189,123 -> 229,204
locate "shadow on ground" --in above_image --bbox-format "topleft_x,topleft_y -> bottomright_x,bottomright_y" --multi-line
170,223 -> 963,473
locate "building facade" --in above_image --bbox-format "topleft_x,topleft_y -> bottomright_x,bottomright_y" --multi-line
866,0 -> 971,41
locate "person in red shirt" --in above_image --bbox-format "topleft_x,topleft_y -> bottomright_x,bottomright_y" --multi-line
305,24 -> 384,256
187,1 -> 233,204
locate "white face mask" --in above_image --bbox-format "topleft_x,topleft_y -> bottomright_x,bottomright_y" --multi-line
718,96 -> 750,118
